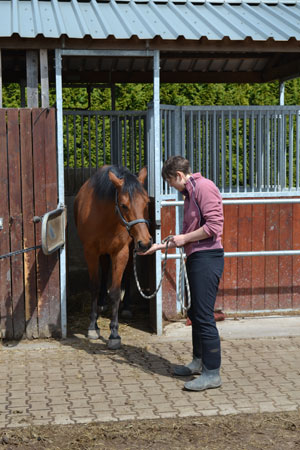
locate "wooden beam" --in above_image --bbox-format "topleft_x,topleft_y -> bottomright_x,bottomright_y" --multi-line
1,36 -> 300,54
40,49 -> 49,108
59,69 -> 264,84
20,79 -> 26,107
26,50 -> 38,108
262,58 -> 300,82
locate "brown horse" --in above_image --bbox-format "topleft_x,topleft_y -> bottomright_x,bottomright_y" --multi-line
74,165 -> 152,349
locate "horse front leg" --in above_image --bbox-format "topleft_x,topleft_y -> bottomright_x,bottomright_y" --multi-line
107,248 -> 129,349
85,249 -> 101,340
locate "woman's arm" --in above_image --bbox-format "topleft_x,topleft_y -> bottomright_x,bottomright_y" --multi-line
139,226 -> 209,255
138,239 -> 177,256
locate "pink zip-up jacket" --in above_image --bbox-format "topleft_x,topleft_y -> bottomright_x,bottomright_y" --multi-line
181,173 -> 224,257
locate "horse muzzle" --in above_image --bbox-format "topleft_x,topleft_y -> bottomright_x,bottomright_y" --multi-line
135,237 -> 153,253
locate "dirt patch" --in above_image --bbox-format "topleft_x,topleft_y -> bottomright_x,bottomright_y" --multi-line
67,291 -> 154,342
1,411 -> 300,449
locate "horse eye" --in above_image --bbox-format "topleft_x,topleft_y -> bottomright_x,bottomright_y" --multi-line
121,204 -> 128,211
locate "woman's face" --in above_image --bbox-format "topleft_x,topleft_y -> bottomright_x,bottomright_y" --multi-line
166,171 -> 187,191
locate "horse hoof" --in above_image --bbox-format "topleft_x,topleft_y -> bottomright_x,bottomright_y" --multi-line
87,329 -> 100,340
108,338 -> 121,350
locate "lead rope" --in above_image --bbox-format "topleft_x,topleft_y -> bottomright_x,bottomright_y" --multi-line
133,235 -> 191,311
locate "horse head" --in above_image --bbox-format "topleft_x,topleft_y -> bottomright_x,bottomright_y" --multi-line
108,167 -> 153,253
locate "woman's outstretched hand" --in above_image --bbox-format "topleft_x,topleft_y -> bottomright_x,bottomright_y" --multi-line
137,243 -> 161,256
137,235 -> 185,256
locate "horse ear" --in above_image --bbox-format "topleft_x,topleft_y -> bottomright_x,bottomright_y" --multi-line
108,171 -> 124,189
138,166 -> 147,185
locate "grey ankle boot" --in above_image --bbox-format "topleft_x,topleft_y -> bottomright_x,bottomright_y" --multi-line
173,357 -> 202,376
184,364 -> 221,391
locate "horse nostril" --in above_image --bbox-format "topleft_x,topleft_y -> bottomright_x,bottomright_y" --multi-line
137,240 -> 148,251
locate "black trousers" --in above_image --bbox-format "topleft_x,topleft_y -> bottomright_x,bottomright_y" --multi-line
186,249 -> 224,370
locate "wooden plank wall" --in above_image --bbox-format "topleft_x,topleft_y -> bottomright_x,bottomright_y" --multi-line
0,108 -> 60,339
161,200 -> 300,317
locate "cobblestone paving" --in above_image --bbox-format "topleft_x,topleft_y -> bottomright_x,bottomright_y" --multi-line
1,335 -> 300,428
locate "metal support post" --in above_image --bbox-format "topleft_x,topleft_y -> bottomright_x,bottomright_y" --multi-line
55,49 -> 67,339
153,50 -> 162,335
279,81 -> 285,106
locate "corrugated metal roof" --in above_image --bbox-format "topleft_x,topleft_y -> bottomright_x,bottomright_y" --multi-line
1,0 -> 300,41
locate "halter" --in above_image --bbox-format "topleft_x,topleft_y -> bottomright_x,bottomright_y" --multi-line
115,190 -> 149,233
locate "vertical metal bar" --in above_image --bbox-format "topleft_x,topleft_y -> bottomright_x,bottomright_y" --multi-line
143,115 -> 147,168
297,111 -> 300,190
163,110 -> 168,193
153,50 -> 162,335
111,83 -> 116,110
81,115 -> 84,184
168,110 -> 172,164
181,108 -> 186,159
289,112 -> 293,189
110,115 -> 113,164
195,112 -> 198,171
131,116 -> 134,172
73,115 -> 77,170
221,111 -> 225,193
139,115 -> 142,170
95,114 -> 99,168
55,49 -> 67,339
206,111 -> 209,178
229,111 -> 232,193
198,111 -> 201,173
172,106 -> 181,159
243,111 -> 247,192
236,110 -> 239,193
189,111 -> 193,169
124,115 -> 127,167
66,115 -> 70,192
279,110 -> 286,190
279,82 -> 285,106
164,109 -> 167,162
274,112 -> 277,191
258,111 -> 262,192
118,115 -> 122,167
133,116 -> 137,172
88,115 -> 91,176
103,116 -> 106,165
212,111 -> 217,183
251,111 -> 254,191
147,104 -> 155,196
266,111 -> 270,192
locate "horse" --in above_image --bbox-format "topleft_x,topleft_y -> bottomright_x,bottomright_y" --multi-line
74,165 -> 153,349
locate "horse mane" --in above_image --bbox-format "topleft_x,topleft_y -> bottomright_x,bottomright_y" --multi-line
90,165 -> 145,201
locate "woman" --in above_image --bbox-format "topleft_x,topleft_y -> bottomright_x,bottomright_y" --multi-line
141,155 -> 224,391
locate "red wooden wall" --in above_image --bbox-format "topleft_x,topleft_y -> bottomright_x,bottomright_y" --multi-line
0,108 -> 60,339
161,199 -> 300,317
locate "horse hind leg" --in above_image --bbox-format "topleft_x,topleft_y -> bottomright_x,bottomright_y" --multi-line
85,249 -> 101,339
107,249 -> 129,350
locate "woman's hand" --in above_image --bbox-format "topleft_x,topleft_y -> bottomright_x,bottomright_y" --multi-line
170,234 -> 187,247
137,243 -> 161,256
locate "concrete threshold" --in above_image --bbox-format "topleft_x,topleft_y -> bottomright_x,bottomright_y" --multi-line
161,315 -> 300,342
